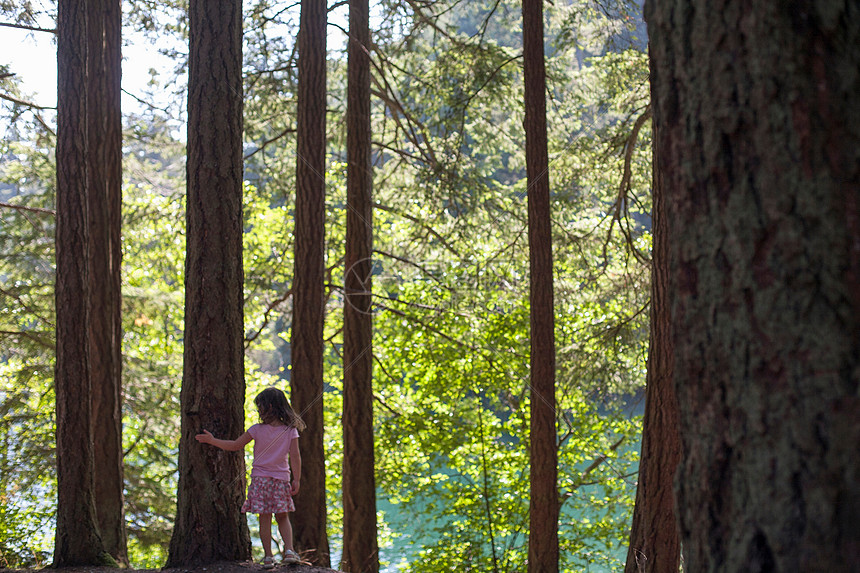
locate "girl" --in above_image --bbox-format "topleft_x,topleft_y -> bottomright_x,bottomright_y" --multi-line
196,387 -> 306,568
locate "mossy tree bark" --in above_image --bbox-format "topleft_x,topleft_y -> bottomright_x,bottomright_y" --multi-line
87,0 -> 126,564
341,0 -> 378,567
624,121 -> 681,573
646,0 -> 860,570
523,0 -> 558,570
167,0 -> 250,565
291,0 -> 330,565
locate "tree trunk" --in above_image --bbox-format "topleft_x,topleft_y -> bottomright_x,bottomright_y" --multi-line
54,0 -> 107,564
291,0 -> 330,565
646,0 -> 860,570
341,0 -> 378,566
87,0 -> 126,564
624,119 -> 681,573
522,0 -> 559,570
167,0 -> 250,565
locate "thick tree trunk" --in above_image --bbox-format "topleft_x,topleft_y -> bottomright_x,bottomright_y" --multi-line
522,0 -> 559,570
341,0 -> 378,567
54,0 -> 107,564
624,121 -> 680,573
291,0 -> 330,565
166,0 -> 250,565
646,0 -> 860,570
87,0 -> 126,564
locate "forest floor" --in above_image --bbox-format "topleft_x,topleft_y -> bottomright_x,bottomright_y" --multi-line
6,562 -> 343,573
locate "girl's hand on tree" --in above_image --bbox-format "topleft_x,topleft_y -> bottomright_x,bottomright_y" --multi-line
291,479 -> 300,496
195,429 -> 214,444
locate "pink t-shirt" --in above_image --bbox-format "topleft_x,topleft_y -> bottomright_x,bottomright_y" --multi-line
247,423 -> 299,481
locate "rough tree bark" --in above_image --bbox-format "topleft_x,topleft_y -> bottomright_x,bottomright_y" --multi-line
647,0 -> 860,570
624,120 -> 681,573
54,0 -> 108,564
522,0 -> 559,570
166,0 -> 250,565
341,0 -> 378,566
291,0 -> 330,565
87,0 -> 126,564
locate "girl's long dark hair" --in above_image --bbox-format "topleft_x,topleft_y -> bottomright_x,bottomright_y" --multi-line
255,387 -> 306,431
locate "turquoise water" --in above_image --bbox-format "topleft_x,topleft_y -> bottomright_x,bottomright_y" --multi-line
372,484 -> 631,572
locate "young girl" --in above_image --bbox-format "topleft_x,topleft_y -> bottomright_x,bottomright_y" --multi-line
196,387 -> 306,568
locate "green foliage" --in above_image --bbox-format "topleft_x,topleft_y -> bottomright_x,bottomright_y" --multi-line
358,0 -> 651,569
120,125 -> 186,561
0,367 -> 55,568
0,499 -> 52,567
0,92 -> 57,567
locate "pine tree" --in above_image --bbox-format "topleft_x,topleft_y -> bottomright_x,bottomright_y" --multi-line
291,0 -> 331,564
523,0 -> 558,569
167,0 -> 250,564
648,0 -> 860,569
341,0 -> 378,565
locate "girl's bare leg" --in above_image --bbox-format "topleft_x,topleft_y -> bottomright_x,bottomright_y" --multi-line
274,512 -> 294,552
258,513 -> 274,557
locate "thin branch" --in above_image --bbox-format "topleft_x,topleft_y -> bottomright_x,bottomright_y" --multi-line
122,418 -> 150,456
375,302 -> 481,352
368,50 -> 440,167
370,85 -> 437,168
374,202 -> 461,257
474,0 -> 503,40
477,404 -> 500,573
246,63 -> 297,79
121,88 -> 173,117
370,355 -> 404,417
372,248 -> 446,283
0,91 -> 54,110
244,126 -> 297,160
244,286 -> 293,346
402,0 -> 454,41
371,139 -> 423,164
33,112 -> 55,136
324,324 -> 344,347
0,330 -> 53,350
370,355 -> 403,413
0,21 -> 56,34
328,20 -> 348,38
453,51 -> 520,146
0,85 -> 60,135
558,435 -> 627,506
606,104 -> 651,264
0,201 -> 55,216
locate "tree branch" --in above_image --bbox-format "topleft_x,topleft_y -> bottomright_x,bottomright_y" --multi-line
0,21 -> 56,34
244,286 -> 293,346
558,435 -> 627,507
0,329 -> 53,350
372,248 -> 447,283
0,201 -> 55,216
606,104 -> 652,265
121,88 -> 173,117
374,201 -> 461,257
244,126 -> 297,160
0,91 -> 54,110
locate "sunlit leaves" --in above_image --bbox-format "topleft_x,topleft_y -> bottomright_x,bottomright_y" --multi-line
0,111 -> 56,567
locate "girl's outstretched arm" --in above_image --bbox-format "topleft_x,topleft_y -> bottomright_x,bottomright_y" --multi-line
195,429 -> 252,451
289,437 -> 302,495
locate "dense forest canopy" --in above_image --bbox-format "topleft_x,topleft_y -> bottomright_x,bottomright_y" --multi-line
1,0 -> 652,570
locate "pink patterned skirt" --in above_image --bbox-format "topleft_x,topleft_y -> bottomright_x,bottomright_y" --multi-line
241,476 -> 295,514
